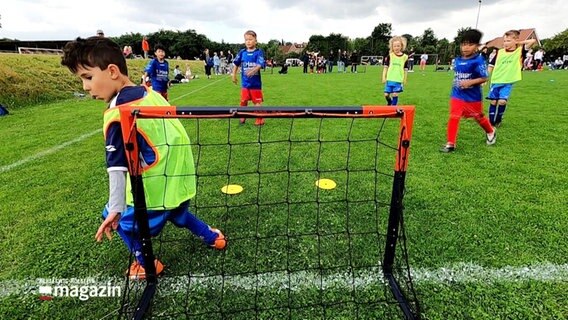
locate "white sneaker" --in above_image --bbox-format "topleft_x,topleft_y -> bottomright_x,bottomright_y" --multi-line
486,128 -> 497,145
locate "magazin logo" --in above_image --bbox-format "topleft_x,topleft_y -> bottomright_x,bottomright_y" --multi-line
37,279 -> 121,301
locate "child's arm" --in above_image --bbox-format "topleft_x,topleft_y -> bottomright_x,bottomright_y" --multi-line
231,65 -> 240,84
382,66 -> 388,83
458,77 -> 487,89
519,38 -> 537,50
245,65 -> 261,77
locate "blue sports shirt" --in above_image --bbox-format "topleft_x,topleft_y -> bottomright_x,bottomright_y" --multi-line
451,53 -> 488,102
233,48 -> 265,89
145,59 -> 169,93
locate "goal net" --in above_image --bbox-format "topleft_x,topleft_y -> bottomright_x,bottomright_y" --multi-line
360,55 -> 384,66
17,47 -> 63,55
114,106 -> 420,319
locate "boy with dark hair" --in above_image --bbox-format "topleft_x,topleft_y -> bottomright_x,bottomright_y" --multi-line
486,30 -> 536,127
144,44 -> 170,100
61,36 -> 226,280
440,29 -> 495,153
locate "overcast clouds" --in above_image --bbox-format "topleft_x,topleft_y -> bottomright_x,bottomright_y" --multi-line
1,0 -> 566,44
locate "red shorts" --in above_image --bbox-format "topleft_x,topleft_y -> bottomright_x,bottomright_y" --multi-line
240,88 -> 263,105
450,98 -> 483,118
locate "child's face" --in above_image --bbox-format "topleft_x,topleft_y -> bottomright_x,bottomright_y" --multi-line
503,35 -> 517,50
155,49 -> 166,60
75,65 -> 117,102
244,34 -> 257,50
460,42 -> 478,58
392,41 -> 403,54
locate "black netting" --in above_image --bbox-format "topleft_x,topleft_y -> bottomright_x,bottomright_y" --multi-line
118,115 -> 419,320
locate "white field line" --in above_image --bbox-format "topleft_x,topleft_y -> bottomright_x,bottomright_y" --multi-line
0,130 -> 100,174
169,76 -> 227,103
0,79 -> 226,174
2,262 -> 568,298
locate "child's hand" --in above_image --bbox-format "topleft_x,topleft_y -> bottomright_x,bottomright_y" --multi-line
245,69 -> 257,77
95,212 -> 121,242
458,80 -> 472,89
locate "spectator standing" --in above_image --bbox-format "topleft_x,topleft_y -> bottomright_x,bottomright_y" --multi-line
328,50 -> 335,73
350,50 -> 359,73
142,36 -> 150,59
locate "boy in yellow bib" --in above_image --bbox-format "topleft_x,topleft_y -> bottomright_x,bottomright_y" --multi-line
61,37 -> 226,280
486,30 -> 536,127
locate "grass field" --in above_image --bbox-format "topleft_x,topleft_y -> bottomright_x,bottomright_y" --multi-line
1,65 -> 567,319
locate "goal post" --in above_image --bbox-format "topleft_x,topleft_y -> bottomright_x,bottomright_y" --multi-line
117,105 -> 419,319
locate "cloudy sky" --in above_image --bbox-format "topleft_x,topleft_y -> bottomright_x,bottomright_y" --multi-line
1,0 -> 566,44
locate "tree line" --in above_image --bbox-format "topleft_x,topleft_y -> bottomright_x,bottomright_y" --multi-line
111,25 -> 567,65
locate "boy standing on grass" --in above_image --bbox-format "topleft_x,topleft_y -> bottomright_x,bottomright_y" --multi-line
486,30 -> 536,127
144,44 -> 170,100
232,30 -> 266,126
382,36 -> 409,106
440,29 -> 496,153
61,37 -> 226,280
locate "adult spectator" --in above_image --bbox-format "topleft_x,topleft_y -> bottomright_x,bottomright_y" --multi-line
553,57 -> 563,70
419,53 -> 428,71
142,36 -> 150,59
350,50 -> 359,73
96,29 -> 104,37
328,49 -> 335,73
202,48 -> 213,79
407,48 -> 415,72
533,48 -> 544,71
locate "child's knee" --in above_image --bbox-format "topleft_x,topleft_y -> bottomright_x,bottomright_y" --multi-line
498,99 -> 507,106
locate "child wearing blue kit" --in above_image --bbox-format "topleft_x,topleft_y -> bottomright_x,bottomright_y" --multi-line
61,37 -> 226,280
440,29 -> 495,153
144,44 -> 171,100
232,30 -> 266,126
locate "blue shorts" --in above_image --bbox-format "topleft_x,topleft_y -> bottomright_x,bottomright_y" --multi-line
384,81 -> 403,94
487,83 -> 513,101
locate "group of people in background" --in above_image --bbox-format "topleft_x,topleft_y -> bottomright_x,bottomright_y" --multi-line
201,49 -> 234,79
300,49 -> 360,74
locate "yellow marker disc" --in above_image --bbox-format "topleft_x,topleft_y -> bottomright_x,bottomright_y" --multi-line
315,178 -> 336,190
221,184 -> 244,195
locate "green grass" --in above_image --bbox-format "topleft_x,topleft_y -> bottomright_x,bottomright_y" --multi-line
1,66 -> 568,319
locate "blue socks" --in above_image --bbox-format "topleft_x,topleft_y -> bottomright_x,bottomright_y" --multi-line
392,96 -> 399,106
496,104 -> 507,125
489,104 -> 506,126
385,96 -> 392,105
488,104 -> 497,125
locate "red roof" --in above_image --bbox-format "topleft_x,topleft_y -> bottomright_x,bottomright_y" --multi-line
485,28 -> 540,49
280,43 -> 307,55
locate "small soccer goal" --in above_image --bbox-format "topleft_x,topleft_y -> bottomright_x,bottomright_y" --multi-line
17,47 -> 63,55
360,55 -> 384,66
115,106 -> 420,320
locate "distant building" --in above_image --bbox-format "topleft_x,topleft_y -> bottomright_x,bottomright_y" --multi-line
280,42 -> 307,55
484,28 -> 540,49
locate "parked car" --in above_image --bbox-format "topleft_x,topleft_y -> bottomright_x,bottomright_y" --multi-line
285,58 -> 304,67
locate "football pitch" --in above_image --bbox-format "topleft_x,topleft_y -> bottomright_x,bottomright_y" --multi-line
0,66 -> 567,319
